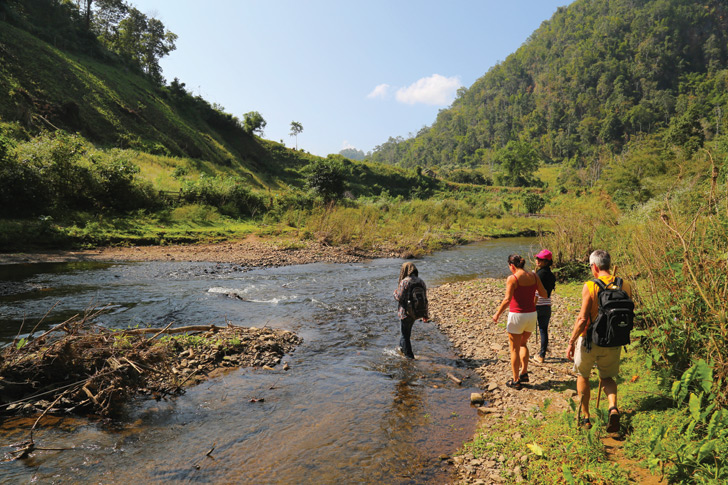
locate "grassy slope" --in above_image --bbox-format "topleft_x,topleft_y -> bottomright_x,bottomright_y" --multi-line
0,21 -> 309,190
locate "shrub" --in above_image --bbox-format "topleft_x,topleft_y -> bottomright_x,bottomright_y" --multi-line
304,157 -> 346,202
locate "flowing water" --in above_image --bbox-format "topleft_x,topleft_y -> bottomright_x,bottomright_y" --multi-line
0,238 -> 536,483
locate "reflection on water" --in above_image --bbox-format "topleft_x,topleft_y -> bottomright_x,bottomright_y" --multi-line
0,238 -> 535,483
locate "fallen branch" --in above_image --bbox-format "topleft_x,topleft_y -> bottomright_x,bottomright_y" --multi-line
119,324 -> 225,335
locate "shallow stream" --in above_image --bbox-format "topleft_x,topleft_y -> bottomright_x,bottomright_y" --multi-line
0,238 -> 535,483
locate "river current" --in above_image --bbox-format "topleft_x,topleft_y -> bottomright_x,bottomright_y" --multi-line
0,237 -> 536,483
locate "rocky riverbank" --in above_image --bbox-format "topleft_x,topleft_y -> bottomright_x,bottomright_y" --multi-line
429,278 -> 581,484
0,236 -> 399,267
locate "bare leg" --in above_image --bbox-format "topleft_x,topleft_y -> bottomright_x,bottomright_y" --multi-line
508,332 -> 522,382
520,331 -> 531,376
577,375 -> 591,419
602,377 -> 618,411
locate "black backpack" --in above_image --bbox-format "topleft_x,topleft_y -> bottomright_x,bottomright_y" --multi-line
406,281 -> 428,320
587,277 -> 634,350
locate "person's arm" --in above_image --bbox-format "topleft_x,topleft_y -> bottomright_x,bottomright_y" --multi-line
394,279 -> 406,303
535,272 -> 547,298
566,283 -> 592,361
492,275 -> 516,323
423,281 -> 429,322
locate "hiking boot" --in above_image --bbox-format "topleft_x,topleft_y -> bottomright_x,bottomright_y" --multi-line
519,372 -> 530,383
535,355 -> 544,363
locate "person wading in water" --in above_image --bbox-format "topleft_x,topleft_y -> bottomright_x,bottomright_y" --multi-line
393,262 -> 429,359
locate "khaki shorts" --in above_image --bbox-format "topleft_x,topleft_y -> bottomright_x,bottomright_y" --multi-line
573,336 -> 621,379
506,311 -> 537,334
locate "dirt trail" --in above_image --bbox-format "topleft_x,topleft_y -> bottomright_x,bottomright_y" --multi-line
428,278 -> 660,483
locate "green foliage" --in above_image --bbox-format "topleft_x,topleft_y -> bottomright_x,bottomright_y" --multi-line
493,140 -> 542,187
290,121 -> 303,149
304,157 -> 346,202
446,168 -> 492,186
242,111 -> 266,136
0,20 -> 265,174
617,169 -> 728,390
522,193 -> 546,213
630,361 -> 728,482
180,175 -> 266,217
0,131 -> 159,217
665,106 -> 705,156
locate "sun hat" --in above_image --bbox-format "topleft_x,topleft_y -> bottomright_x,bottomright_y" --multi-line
535,249 -> 552,260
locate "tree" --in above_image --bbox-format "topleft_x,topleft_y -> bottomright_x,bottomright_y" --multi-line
522,193 -> 546,213
305,157 -> 346,201
243,111 -> 266,136
142,17 -> 177,83
112,7 -> 176,84
493,140 -> 541,187
290,121 -> 303,149
92,0 -> 128,42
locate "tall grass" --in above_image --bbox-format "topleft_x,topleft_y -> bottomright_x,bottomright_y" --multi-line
538,191 -> 619,281
620,186 -> 728,396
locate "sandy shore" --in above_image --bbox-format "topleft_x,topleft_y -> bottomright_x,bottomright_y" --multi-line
428,278 -> 581,483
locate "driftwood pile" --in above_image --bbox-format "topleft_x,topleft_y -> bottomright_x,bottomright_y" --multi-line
0,308 -> 302,419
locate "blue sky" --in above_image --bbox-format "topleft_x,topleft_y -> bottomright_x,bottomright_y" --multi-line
131,1 -> 574,157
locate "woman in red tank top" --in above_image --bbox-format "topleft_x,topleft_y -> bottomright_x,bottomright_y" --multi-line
493,254 -> 547,390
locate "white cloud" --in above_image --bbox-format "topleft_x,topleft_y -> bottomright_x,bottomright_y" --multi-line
367,83 -> 390,99
341,140 -> 355,150
395,74 -> 462,106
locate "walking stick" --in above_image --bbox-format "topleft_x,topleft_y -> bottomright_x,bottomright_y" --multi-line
596,378 -> 603,409
577,393 -> 583,426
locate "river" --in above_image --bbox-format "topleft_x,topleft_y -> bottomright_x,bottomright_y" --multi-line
0,237 -> 536,483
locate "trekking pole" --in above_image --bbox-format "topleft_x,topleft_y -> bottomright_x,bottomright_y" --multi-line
596,378 -> 603,409
577,393 -> 583,426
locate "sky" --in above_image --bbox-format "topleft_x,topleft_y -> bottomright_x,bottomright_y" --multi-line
130,0 -> 575,157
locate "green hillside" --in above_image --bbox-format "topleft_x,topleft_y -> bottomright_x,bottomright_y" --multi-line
370,0 -> 728,204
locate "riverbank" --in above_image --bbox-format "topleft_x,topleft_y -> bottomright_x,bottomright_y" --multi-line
428,278 -> 579,483
429,278 -> 661,484
0,235 -> 400,267
0,312 -> 302,420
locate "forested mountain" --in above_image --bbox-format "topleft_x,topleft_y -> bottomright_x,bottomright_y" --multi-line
370,0 -> 728,193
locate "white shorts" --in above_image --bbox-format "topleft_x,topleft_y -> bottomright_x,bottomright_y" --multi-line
573,336 -> 621,379
506,311 -> 537,335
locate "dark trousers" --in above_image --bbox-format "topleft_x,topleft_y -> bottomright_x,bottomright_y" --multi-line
399,317 -> 416,358
536,305 -> 551,358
